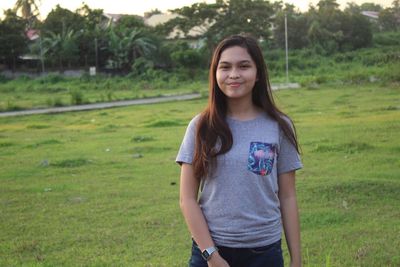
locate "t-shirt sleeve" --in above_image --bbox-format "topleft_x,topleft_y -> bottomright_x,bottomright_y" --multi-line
277,120 -> 303,175
176,116 -> 198,165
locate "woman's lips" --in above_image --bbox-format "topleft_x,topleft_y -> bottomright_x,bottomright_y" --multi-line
228,82 -> 241,88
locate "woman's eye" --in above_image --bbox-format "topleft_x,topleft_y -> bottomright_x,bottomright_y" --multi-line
219,65 -> 229,70
240,65 -> 250,69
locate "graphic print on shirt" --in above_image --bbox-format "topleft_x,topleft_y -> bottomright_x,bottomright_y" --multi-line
247,142 -> 276,176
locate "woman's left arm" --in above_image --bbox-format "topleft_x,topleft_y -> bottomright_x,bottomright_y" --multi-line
278,170 -> 302,267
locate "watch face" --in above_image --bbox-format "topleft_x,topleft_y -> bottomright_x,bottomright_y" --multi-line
202,250 -> 210,259
202,247 -> 218,260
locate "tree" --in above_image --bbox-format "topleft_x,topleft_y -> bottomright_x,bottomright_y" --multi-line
273,3 -> 309,49
340,11 -> 372,50
170,41 -> 203,69
379,0 -> 400,31
316,0 -> 342,33
13,0 -> 40,27
344,2 -> 362,14
0,9 -> 28,71
41,5 -> 86,70
115,15 -> 146,31
360,3 -> 383,12
211,0 -> 274,41
41,5 -> 85,35
165,0 -> 275,52
162,1 -> 222,49
75,4 -> 107,68
306,0 -> 344,54
76,4 -> 104,32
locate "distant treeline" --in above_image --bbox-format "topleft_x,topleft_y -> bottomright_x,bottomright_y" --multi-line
0,0 -> 399,74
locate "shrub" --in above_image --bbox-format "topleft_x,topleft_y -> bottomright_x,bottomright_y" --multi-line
373,31 -> 400,46
38,74 -> 65,84
53,97 -> 64,107
79,73 -> 91,82
131,57 -> 154,76
69,89 -> 84,105
0,74 -> 10,83
344,70 -> 370,84
6,100 -> 23,111
379,63 -> 400,82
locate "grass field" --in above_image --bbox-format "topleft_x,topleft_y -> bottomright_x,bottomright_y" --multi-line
0,75 -> 207,112
0,83 -> 399,266
1,42 -> 399,112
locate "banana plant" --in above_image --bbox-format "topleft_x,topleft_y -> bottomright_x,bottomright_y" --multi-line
42,27 -> 80,71
106,27 -> 156,71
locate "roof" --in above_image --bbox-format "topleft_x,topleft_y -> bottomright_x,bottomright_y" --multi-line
144,13 -> 213,39
26,29 -> 40,40
103,13 -> 124,22
144,13 -> 179,27
361,11 -> 379,20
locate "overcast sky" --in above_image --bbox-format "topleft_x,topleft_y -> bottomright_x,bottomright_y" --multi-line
0,0 -> 393,19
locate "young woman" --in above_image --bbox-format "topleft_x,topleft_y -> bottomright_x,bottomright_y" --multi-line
176,34 -> 303,267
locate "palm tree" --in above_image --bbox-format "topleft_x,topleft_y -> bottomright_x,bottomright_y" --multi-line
13,0 -> 41,26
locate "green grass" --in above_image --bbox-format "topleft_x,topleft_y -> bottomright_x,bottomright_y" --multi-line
1,44 -> 400,112
0,74 -> 207,112
0,83 -> 399,266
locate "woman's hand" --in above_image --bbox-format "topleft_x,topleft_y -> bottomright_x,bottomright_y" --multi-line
207,252 -> 230,267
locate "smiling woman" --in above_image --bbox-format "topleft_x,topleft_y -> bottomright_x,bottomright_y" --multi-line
177,34 -> 303,267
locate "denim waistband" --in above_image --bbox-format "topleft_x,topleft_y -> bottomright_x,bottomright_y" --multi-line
191,238 -> 281,250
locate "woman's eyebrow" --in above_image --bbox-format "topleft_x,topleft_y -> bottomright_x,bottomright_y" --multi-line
218,60 -> 252,65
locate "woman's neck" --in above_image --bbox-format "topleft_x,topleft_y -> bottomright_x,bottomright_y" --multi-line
226,98 -> 262,121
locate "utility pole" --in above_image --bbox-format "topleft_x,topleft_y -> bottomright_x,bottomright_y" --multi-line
40,34 -> 45,74
95,37 -> 99,70
284,12 -> 289,84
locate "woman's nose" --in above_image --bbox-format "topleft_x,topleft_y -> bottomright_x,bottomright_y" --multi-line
229,68 -> 240,79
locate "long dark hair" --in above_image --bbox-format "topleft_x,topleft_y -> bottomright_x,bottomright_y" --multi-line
193,34 -> 300,180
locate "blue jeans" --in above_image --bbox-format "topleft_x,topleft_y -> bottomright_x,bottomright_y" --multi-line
188,239 -> 284,267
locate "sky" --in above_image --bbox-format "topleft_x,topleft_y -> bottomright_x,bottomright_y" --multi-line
0,0 -> 394,19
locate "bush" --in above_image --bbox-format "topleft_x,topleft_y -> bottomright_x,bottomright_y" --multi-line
69,89 -> 85,105
38,74 -> 65,84
0,74 -> 10,83
79,73 -> 92,82
131,58 -> 154,76
334,52 -> 355,63
379,63 -> 400,82
6,100 -> 23,111
343,70 -> 370,84
47,97 -> 65,107
373,32 -> 400,46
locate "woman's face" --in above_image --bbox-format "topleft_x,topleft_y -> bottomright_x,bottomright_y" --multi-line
216,46 -> 258,101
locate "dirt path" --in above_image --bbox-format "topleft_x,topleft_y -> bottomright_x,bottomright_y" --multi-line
0,93 -> 201,118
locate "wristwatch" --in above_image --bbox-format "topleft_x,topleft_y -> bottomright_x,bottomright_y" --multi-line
201,246 -> 219,261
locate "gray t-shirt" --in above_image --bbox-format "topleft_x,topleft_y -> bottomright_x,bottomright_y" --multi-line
176,113 -> 302,248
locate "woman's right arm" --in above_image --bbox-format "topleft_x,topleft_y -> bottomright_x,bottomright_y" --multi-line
179,163 -> 229,267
